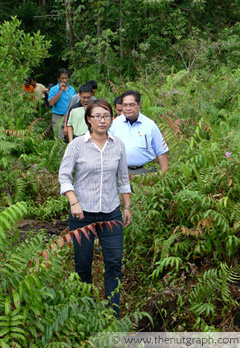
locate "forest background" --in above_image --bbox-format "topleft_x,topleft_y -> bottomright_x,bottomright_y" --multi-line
1,0 -> 240,347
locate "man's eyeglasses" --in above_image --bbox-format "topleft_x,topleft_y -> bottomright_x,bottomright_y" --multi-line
90,114 -> 112,121
122,103 -> 138,108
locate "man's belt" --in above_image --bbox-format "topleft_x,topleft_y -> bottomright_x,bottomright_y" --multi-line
128,165 -> 144,170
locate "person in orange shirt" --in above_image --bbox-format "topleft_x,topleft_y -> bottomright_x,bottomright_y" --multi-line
22,77 -> 35,102
23,77 -> 34,94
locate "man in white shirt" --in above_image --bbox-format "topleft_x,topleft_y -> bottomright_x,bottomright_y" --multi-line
30,76 -> 49,107
110,90 -> 168,175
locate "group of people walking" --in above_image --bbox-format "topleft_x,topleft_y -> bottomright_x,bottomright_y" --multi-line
55,68 -> 169,317
23,76 -> 53,108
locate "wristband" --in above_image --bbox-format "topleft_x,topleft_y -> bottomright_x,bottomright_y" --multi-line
70,201 -> 79,206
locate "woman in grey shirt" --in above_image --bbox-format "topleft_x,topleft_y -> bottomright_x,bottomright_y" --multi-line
59,99 -> 131,317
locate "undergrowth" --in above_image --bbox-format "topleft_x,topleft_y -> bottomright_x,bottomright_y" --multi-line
122,73 -> 240,330
0,204 -> 150,347
1,65 -> 240,340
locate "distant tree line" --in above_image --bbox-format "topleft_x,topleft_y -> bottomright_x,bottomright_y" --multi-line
1,0 -> 240,83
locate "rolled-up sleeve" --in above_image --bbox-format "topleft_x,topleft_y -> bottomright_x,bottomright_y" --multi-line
59,142 -> 77,195
117,141 -> 131,194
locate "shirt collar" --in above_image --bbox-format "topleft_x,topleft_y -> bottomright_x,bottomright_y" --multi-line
84,131 -> 91,142
123,112 -> 143,123
84,131 -> 115,142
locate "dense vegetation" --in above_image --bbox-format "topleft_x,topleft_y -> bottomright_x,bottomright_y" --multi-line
1,1 -> 240,346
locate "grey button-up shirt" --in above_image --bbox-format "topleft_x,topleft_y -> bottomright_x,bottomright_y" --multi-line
59,131 -> 131,213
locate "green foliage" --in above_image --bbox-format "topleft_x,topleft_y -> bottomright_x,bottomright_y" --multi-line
0,125 -> 66,221
120,66 -> 240,330
0,213 -> 143,346
1,0 -> 240,336
51,0 -> 240,81
0,202 -> 27,244
0,16 -> 51,123
1,0 -> 240,83
28,196 -> 69,221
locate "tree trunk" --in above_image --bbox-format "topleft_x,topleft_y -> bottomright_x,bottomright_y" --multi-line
119,0 -> 123,59
38,0 -> 46,15
65,0 -> 74,50
97,9 -> 102,65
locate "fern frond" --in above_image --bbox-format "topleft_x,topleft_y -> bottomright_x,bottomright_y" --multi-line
32,220 -> 123,272
152,256 -> 182,278
193,218 -> 213,236
0,202 -> 27,240
108,80 -> 124,95
203,209 -> 230,233
220,263 -> 240,283
173,238 -> 193,254
27,118 -> 44,133
160,231 -> 181,260
226,235 -> 240,255
4,129 -> 30,138
41,124 -> 52,138
14,177 -> 26,202
48,141 -> 64,165
0,141 -> 20,155
189,302 -> 215,318
189,263 -> 240,310
160,113 -> 184,142
132,171 -> 162,186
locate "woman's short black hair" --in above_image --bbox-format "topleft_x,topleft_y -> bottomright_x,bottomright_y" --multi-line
85,99 -> 113,132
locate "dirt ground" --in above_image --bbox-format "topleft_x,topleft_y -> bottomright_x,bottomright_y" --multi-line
18,219 -> 68,238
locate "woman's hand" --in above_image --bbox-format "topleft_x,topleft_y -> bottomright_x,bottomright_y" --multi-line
71,202 -> 84,220
123,209 -> 131,227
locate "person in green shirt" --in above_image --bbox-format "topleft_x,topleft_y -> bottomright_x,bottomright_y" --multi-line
67,84 -> 93,142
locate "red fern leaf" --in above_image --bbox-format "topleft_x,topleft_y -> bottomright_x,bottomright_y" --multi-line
81,227 -> 91,241
104,221 -> 113,230
43,250 -> 50,261
34,258 -> 39,274
112,220 -> 123,228
97,222 -> 104,232
26,260 -> 32,274
48,243 -> 58,257
46,262 -> 51,269
28,118 -> 43,133
73,229 -> 81,245
58,237 -> 65,249
32,220 -> 122,273
61,227 -> 70,236
86,223 -> 97,236
63,233 -> 72,248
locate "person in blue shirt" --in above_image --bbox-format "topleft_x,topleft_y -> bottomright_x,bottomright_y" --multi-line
48,68 -> 76,139
109,90 -> 168,175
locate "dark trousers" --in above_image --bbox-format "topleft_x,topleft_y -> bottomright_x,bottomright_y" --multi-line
69,207 -> 123,317
128,165 -> 156,175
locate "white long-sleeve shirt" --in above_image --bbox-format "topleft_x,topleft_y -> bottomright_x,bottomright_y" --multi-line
59,131 -> 131,213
